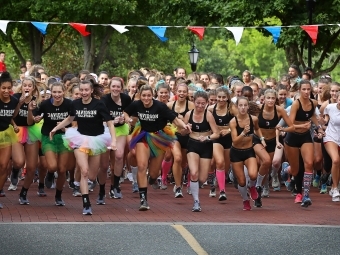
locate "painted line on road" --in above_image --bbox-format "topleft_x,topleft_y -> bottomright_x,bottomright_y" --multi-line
172,224 -> 208,255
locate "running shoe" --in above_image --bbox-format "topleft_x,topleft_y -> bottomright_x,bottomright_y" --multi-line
291,188 -> 298,197
271,173 -> 280,189
249,186 -> 258,201
10,168 -> 20,186
0,190 -> 5,197
254,187 -> 262,208
175,187 -> 184,198
148,176 -> 159,190
243,200 -> 251,211
73,186 -> 81,197
187,187 -> 192,195
96,194 -> 106,205
132,182 -> 139,193
82,206 -> 93,215
312,175 -> 320,188
331,188 -> 340,202
139,198 -> 150,211
262,186 -> 270,198
68,181 -> 75,189
209,188 -> 216,198
55,197 -> 65,206
320,183 -> 327,194
19,196 -> 29,205
20,168 -> 26,180
112,188 -> 123,199
218,191 -> 227,201
294,193 -> 303,203
329,188 -> 335,197
88,181 -> 96,192
192,200 -> 201,212
160,180 -> 167,190
8,183 -> 17,191
37,188 -> 47,197
45,172 -> 55,189
0,203 -> 3,209
301,196 -> 312,207
280,162 -> 290,182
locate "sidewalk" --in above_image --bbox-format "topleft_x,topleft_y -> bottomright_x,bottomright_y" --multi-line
0,179 -> 339,224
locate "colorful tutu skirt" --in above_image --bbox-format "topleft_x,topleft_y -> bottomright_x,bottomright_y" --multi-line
42,134 -> 71,154
16,124 -> 42,144
63,127 -> 111,156
0,126 -> 18,149
129,122 -> 177,157
115,123 -> 129,137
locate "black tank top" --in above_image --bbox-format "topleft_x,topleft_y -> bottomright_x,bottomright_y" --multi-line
189,109 -> 211,132
212,104 -> 233,127
172,100 -> 190,117
258,104 -> 279,129
235,115 -> 254,137
295,99 -> 315,121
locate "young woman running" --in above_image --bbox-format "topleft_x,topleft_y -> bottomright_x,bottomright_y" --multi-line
229,96 -> 265,211
11,77 -> 43,204
284,80 -> 323,207
123,85 -> 189,211
252,89 -> 294,207
0,72 -> 19,208
183,91 -> 219,212
208,86 -> 236,201
323,92 -> 340,202
50,80 -> 116,215
97,77 -> 131,204
28,82 -> 73,206
167,83 -> 194,197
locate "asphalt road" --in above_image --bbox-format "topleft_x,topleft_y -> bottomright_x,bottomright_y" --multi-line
0,223 -> 339,255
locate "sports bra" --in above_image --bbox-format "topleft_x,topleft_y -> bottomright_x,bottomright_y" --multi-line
172,100 -> 190,117
295,99 -> 315,121
189,109 -> 211,132
235,114 -> 254,136
212,104 -> 233,126
258,104 -> 279,129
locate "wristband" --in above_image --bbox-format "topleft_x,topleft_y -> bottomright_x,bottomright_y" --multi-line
206,136 -> 211,141
260,136 -> 265,141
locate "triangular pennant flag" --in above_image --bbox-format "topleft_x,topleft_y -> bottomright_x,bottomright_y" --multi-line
264,26 -> 281,44
300,25 -> 318,44
31,22 -> 49,35
110,24 -> 129,34
188,26 -> 205,40
69,23 -> 90,36
225,27 -> 244,45
148,26 -> 168,42
0,20 -> 10,35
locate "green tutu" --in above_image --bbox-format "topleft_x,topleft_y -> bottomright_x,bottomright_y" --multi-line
42,134 -> 72,154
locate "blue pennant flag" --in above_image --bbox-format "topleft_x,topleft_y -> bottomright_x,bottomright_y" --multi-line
148,26 -> 168,42
264,26 -> 281,44
31,22 -> 49,35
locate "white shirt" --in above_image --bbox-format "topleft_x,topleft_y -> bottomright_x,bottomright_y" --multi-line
324,103 -> 340,146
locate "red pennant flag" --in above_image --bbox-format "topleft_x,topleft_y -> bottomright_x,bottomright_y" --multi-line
188,26 -> 205,40
300,25 -> 318,44
69,23 -> 90,36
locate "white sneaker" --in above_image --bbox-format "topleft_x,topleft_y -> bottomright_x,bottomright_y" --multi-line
8,184 -> 17,191
329,188 -> 335,197
271,174 -> 279,188
332,188 -> 340,202
187,186 -> 192,195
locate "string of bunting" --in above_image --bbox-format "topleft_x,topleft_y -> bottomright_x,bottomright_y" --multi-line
0,20 -> 337,45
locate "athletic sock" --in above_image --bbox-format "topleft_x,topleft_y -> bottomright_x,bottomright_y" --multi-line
256,173 -> 265,187
249,179 -> 256,188
303,172 -> 313,197
38,182 -> 44,189
55,189 -> 62,200
20,187 -> 28,197
139,187 -> 147,200
271,166 -> 279,176
131,166 -> 138,183
238,185 -> 248,201
161,160 -> 172,184
113,175 -> 120,189
82,194 -> 90,207
316,170 -> 322,177
190,180 -> 199,201
47,172 -> 54,181
74,181 -> 80,186
216,170 -> 225,192
12,168 -> 20,178
99,184 -> 105,195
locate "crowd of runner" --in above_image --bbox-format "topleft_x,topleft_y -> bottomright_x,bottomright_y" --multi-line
0,53 -> 339,215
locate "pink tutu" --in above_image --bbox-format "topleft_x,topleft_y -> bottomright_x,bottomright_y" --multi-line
63,128 -> 111,155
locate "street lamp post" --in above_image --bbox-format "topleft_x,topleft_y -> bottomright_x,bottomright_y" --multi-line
188,45 -> 199,72
306,0 -> 316,68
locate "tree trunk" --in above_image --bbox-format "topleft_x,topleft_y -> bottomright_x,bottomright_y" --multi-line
93,27 -> 114,73
284,44 -> 300,66
83,27 -> 95,72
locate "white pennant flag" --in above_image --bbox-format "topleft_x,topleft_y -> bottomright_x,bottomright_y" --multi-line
0,20 -> 10,35
225,27 -> 244,45
110,24 -> 129,34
